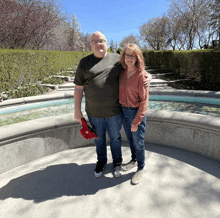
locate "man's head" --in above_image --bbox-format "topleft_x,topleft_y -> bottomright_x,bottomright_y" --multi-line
90,31 -> 108,58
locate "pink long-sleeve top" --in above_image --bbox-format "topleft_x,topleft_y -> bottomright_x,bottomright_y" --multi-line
119,69 -> 149,127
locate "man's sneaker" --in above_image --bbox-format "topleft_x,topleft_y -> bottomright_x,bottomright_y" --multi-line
113,163 -> 122,178
94,161 -> 106,178
122,160 -> 137,171
131,170 -> 143,185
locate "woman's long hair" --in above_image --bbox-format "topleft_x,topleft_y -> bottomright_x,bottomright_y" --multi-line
120,43 -> 145,72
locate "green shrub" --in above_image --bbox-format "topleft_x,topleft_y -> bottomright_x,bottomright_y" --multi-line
142,49 -> 220,91
199,51 -> 220,90
3,84 -> 49,99
59,71 -> 75,77
107,47 -> 112,53
41,77 -> 64,85
0,49 -> 91,93
117,48 -> 122,54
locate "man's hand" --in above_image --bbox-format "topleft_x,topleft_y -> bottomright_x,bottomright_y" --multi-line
131,124 -> 138,132
143,72 -> 152,88
74,111 -> 83,124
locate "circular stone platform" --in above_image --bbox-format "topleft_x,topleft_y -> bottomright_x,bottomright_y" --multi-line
0,144 -> 220,218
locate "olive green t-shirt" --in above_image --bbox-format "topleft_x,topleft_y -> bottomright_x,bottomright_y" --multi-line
74,52 -> 122,118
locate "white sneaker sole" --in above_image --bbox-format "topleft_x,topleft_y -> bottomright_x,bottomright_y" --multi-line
94,165 -> 106,178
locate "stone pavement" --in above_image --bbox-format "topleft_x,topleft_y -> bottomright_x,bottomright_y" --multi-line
0,144 -> 220,218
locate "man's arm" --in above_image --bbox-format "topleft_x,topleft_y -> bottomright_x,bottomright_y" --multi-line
74,85 -> 84,124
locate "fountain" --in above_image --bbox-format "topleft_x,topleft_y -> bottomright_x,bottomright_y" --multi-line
0,88 -> 220,174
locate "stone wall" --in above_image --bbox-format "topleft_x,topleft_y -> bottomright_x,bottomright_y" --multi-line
1,110 -> 220,174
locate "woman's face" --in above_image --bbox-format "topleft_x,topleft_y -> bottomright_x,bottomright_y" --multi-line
124,48 -> 137,68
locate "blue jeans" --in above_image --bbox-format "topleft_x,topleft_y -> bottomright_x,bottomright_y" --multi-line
88,113 -> 123,165
122,107 -> 147,171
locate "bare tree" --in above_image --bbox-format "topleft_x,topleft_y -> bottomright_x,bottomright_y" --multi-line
139,17 -> 170,50
196,21 -> 215,49
210,0 -> 220,27
159,13 -> 185,50
110,39 -> 115,52
0,0 -> 62,49
41,16 -> 71,51
119,34 -> 140,49
167,0 -> 211,49
65,13 -> 85,51
209,0 -> 220,46
115,41 -> 118,50
83,32 -> 92,51
40,13 -> 91,51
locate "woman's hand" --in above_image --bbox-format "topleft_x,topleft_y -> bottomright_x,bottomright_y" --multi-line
131,124 -> 138,132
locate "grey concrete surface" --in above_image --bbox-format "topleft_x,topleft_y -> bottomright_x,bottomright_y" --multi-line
0,144 -> 220,218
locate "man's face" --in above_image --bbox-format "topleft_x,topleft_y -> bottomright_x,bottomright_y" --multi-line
90,33 -> 108,58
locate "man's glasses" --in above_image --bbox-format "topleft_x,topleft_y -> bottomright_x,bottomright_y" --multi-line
124,54 -> 137,59
90,40 -> 107,45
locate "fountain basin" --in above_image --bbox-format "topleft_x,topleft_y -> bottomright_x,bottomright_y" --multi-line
1,91 -> 220,127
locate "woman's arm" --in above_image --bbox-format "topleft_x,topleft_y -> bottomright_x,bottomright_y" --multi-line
131,72 -> 149,131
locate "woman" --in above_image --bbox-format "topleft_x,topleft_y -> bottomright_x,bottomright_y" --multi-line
119,43 -> 149,185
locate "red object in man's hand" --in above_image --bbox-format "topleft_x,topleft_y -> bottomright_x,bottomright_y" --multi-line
80,117 -> 98,139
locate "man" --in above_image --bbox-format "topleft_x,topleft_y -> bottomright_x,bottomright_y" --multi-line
74,31 -> 151,178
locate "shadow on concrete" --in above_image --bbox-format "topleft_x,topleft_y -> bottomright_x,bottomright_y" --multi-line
146,143 -> 220,179
1,143 -> 220,207
0,163 -> 133,203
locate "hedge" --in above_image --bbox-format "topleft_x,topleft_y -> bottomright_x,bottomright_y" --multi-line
143,50 -> 220,90
0,49 -> 92,93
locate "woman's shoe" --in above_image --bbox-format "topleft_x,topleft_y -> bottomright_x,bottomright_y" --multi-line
131,170 -> 143,185
122,160 -> 137,171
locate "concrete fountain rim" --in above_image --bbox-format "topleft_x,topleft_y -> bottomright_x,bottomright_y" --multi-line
1,88 -> 220,145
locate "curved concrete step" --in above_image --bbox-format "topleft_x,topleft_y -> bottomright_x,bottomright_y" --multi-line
58,83 -> 75,89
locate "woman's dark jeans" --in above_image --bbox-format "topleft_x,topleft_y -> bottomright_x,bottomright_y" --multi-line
122,107 -> 147,171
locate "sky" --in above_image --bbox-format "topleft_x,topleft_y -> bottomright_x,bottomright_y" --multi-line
61,0 -> 170,45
